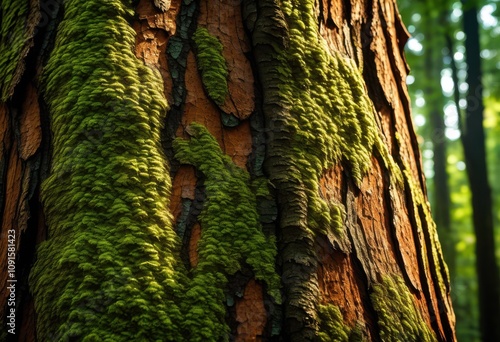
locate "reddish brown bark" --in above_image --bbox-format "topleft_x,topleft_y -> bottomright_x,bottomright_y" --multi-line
315,0 -> 454,339
0,84 -> 47,339
235,279 -> 267,341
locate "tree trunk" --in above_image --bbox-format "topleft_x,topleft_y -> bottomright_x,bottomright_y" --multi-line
460,2 -> 500,341
1,0 -> 456,341
417,7 -> 455,282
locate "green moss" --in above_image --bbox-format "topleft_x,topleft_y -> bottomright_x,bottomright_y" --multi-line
29,1 -> 185,340
269,1 -> 442,339
251,176 -> 272,198
371,275 -> 437,342
317,304 -> 365,342
267,0 -> 403,237
245,0 -> 404,337
317,304 -> 351,341
192,27 -> 229,106
174,123 -> 281,342
0,0 -> 29,100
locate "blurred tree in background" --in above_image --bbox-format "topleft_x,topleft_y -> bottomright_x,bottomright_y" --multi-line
398,0 -> 500,340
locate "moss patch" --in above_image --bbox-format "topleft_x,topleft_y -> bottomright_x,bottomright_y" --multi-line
317,304 -> 365,342
192,27 -> 229,106
29,1 -> 184,340
174,123 -> 281,341
371,275 -> 437,342
272,0 -> 402,236
244,0 -> 404,337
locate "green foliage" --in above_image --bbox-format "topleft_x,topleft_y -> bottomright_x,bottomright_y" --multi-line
485,96 -> 500,261
371,275 -> 437,342
192,27 -> 229,106
0,0 -> 29,100
447,140 -> 480,340
29,1 -> 185,340
174,123 -> 281,342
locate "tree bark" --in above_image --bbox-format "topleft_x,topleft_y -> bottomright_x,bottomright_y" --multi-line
460,2 -> 500,341
1,0 -> 456,340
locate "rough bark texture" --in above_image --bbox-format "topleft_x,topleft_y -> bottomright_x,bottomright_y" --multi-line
0,0 -> 455,341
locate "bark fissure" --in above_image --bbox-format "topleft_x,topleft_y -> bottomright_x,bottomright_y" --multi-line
164,0 -> 198,166
341,177 -> 382,341
176,177 -> 205,270
381,155 -> 419,292
0,22 -> 52,331
403,174 -> 448,341
418,205 -> 454,340
377,2 -> 427,194
244,1 -> 319,340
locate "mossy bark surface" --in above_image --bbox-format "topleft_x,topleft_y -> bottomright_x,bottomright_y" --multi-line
0,0 -> 455,340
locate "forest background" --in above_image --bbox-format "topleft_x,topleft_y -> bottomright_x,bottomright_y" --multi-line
398,0 -> 499,340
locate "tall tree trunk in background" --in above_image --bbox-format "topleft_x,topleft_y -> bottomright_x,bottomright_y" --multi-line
461,2 -> 500,341
422,6 -> 455,281
0,0 -> 456,341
